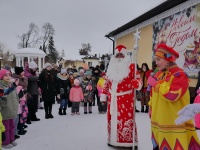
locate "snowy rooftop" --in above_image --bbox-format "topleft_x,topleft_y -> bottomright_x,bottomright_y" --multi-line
62,55 -> 84,61
14,48 -> 46,55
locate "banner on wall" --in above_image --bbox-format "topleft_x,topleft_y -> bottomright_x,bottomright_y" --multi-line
153,4 -> 200,78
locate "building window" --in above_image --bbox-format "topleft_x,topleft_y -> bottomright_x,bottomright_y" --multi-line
88,62 -> 92,67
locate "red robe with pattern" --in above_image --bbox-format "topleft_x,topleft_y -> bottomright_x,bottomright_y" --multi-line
101,63 -> 141,147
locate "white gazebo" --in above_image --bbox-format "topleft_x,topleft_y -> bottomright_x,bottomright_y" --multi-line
13,48 -> 46,72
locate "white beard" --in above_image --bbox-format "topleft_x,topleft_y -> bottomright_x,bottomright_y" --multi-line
106,54 -> 131,83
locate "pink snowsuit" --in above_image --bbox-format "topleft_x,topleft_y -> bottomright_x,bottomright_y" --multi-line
194,89 -> 200,128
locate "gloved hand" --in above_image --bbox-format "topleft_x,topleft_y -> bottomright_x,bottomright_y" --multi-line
2,132 -> 6,142
147,76 -> 157,87
175,104 -> 200,125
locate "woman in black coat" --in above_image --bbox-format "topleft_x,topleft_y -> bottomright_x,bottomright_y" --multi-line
39,63 -> 57,119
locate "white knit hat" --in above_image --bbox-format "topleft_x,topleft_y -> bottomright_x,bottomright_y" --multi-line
29,61 -> 38,69
60,68 -> 67,74
79,69 -> 85,74
44,63 -> 52,69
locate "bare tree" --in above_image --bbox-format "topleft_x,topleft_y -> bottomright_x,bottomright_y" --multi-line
0,42 -> 15,67
41,22 -> 55,53
17,22 -> 41,48
79,43 -> 91,55
0,42 -> 6,57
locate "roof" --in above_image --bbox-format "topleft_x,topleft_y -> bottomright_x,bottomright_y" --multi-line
105,0 -> 187,37
13,48 -> 46,56
82,55 -> 99,60
62,55 -> 83,61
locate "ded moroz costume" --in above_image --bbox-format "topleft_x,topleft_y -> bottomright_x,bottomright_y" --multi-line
100,45 -> 142,148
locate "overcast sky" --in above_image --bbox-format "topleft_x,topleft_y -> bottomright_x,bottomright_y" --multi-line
0,0 -> 166,56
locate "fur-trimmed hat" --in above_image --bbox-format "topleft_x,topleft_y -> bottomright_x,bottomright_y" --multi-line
115,45 -> 127,54
0,69 -> 10,79
14,67 -> 24,75
60,68 -> 67,74
29,61 -> 38,69
44,63 -> 52,69
155,44 -> 179,62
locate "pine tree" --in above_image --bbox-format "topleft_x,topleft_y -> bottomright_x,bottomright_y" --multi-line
61,49 -> 65,57
47,36 -> 59,63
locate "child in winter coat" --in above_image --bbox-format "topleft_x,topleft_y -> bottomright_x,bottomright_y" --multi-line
194,88 -> 200,129
81,70 -> 94,114
97,72 -> 107,114
57,68 -> 71,115
13,66 -> 29,138
0,69 -> 19,149
16,86 -> 28,135
70,79 -> 84,115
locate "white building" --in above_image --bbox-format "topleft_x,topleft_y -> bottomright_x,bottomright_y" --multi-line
13,48 -> 46,72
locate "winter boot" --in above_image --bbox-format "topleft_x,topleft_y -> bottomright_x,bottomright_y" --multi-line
141,106 -> 144,113
49,113 -> 54,118
45,113 -> 49,119
145,106 -> 149,113
135,107 -> 140,113
63,108 -> 67,115
89,106 -> 92,114
58,108 -> 63,115
2,144 -> 14,149
11,141 -> 17,147
84,106 -> 87,114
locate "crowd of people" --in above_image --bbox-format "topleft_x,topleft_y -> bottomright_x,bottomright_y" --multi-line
0,62 -> 107,149
0,43 -> 200,150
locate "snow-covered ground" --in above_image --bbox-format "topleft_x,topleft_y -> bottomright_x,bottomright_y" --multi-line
10,101 -> 200,150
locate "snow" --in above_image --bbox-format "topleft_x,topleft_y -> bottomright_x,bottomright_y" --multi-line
14,48 -> 46,55
10,101 -> 200,150
62,55 -> 83,61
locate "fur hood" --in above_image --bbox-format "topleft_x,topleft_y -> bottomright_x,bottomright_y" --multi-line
57,73 -> 68,80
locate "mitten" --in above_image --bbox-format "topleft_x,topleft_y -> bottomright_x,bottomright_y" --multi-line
147,76 -> 157,87
57,94 -> 60,99
175,104 -> 200,125
18,89 -> 24,99
2,132 -> 6,142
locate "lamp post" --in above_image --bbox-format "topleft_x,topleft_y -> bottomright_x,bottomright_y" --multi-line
133,29 -> 141,149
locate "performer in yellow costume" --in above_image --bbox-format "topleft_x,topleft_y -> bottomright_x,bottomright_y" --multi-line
148,44 -> 200,150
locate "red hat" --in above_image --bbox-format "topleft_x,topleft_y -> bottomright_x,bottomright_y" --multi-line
101,72 -> 106,77
0,69 -> 10,80
155,44 -> 179,62
115,45 -> 126,54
